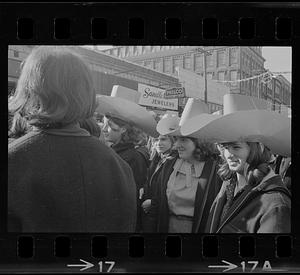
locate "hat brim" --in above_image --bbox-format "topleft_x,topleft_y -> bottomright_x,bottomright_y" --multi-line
181,110 -> 291,157
156,116 -> 181,136
96,95 -> 159,137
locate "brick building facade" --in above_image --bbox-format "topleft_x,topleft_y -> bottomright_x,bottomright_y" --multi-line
101,46 -> 291,112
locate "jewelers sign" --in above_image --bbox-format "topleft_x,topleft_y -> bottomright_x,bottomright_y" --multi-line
138,83 -> 178,111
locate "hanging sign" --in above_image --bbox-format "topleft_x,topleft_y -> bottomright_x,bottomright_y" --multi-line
138,83 -> 178,111
164,87 -> 186,99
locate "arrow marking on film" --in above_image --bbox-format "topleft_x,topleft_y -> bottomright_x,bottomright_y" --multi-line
264,269 -> 289,272
67,259 -> 94,271
208,260 -> 238,272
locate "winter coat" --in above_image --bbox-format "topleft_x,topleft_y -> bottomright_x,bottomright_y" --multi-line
149,156 -> 222,233
205,172 -> 291,233
8,129 -> 137,232
112,142 -> 149,232
135,145 -> 150,169
112,142 -> 148,190
143,150 -> 178,201
142,150 -> 178,232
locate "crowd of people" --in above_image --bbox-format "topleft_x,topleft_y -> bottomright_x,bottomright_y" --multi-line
8,46 -> 291,233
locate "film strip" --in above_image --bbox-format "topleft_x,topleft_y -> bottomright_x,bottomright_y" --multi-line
2,2 -> 300,273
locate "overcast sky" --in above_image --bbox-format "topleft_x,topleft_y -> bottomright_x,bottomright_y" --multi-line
262,47 -> 291,83
94,46 -> 292,83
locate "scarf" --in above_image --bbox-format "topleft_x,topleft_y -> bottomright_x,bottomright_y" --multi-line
167,159 -> 205,190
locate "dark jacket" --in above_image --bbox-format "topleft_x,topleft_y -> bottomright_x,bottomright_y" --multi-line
8,130 -> 137,232
150,157 -> 222,233
135,145 -> 150,169
112,142 -> 149,232
142,150 -> 177,232
112,142 -> 148,190
143,150 -> 178,201
205,173 -> 291,233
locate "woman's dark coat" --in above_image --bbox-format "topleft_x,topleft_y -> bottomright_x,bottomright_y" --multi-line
143,150 -> 177,201
112,142 -> 148,190
112,142 -> 149,231
149,156 -> 222,233
142,150 -> 177,232
8,131 -> 137,232
205,175 -> 291,233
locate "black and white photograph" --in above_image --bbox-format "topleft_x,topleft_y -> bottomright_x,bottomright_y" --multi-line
8,45 -> 291,233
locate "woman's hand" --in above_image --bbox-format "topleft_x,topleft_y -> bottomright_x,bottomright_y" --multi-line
142,199 -> 151,213
139,188 -> 144,200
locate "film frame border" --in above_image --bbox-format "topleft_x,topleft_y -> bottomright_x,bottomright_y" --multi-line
2,2 -> 299,273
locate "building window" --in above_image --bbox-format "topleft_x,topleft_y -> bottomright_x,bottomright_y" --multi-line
244,55 -> 248,67
259,83 -> 264,98
242,54 -> 247,66
274,101 -> 281,112
282,89 -> 285,103
253,61 -> 257,72
173,58 -> 181,73
249,79 -> 253,93
207,72 -> 213,80
275,83 -> 281,99
230,70 -> 237,87
153,60 -> 160,71
144,60 -> 152,68
164,59 -> 172,73
206,54 -> 214,67
230,70 -> 237,81
184,56 -> 191,69
217,51 -> 226,67
137,46 -> 142,55
131,46 -> 135,55
120,47 -> 126,57
244,73 -> 249,91
194,55 -> 202,71
217,71 -> 225,81
248,58 -> 252,70
229,48 -> 237,65
252,79 -> 258,96
113,48 -> 118,56
13,51 -> 19,58
133,46 -> 138,55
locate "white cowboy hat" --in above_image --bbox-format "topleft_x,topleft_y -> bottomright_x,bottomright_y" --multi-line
181,94 -> 291,157
156,98 -> 209,136
156,113 -> 181,136
96,91 -> 158,138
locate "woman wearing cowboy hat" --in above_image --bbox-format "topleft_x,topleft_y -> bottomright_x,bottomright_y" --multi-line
149,99 -> 222,233
96,93 -> 158,232
181,94 -> 291,233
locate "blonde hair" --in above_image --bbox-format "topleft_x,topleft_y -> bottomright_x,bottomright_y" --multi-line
149,135 -> 175,160
9,46 -> 96,129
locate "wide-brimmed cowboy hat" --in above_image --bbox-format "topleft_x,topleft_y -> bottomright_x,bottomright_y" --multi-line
181,94 -> 291,157
96,91 -> 158,138
156,98 -> 209,136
